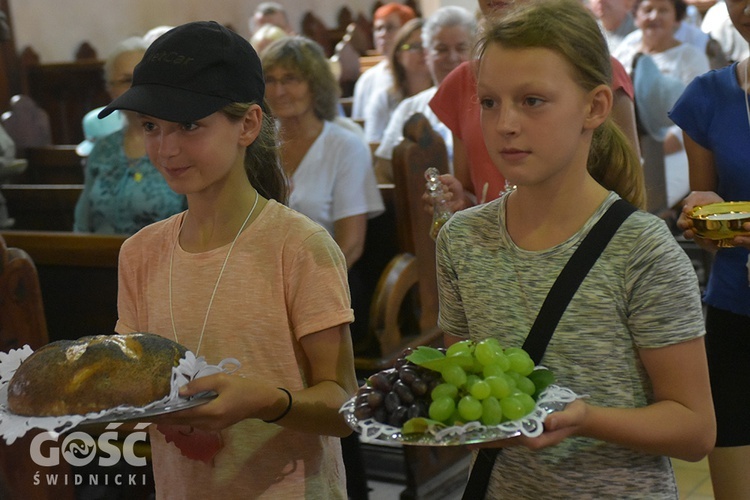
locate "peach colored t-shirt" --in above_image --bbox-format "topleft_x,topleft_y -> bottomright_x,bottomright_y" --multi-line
116,199 -> 353,499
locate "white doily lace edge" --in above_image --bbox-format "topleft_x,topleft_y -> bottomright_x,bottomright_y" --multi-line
340,384 -> 580,446
0,345 -> 239,445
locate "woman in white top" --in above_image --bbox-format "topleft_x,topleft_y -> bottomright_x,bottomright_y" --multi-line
363,19 -> 433,143
261,36 -> 384,269
262,36 -> 385,499
613,0 -> 709,204
351,3 -> 417,121
614,0 -> 709,85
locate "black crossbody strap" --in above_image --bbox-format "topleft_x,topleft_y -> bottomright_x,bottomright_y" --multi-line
462,198 -> 636,500
522,198 -> 636,364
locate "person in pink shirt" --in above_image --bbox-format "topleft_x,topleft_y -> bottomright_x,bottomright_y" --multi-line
99,21 -> 357,499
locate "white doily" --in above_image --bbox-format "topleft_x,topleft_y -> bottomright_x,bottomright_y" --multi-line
0,345 -> 240,445
340,384 -> 579,446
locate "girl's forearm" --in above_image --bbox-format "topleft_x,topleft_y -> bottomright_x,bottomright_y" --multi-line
579,402 -> 715,462
275,380 -> 354,437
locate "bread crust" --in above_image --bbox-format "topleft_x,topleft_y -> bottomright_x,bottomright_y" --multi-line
7,333 -> 187,416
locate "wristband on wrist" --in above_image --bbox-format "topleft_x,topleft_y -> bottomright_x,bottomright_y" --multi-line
263,387 -> 292,423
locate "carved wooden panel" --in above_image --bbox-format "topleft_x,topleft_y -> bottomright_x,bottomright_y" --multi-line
23,60 -> 109,144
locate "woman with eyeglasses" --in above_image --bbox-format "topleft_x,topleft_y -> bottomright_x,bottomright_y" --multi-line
261,36 -> 384,272
351,3 -> 416,123
74,36 -> 186,234
363,18 -> 433,142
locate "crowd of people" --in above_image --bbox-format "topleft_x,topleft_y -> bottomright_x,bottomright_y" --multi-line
7,0 -> 749,498
373,6 -> 477,183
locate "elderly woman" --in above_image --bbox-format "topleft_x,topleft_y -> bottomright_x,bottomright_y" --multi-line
261,36 -> 384,269
74,36 -> 185,234
614,0 -> 709,85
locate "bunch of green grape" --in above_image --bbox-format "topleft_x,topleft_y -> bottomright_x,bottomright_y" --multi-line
408,339 -> 555,427
351,341 -> 555,430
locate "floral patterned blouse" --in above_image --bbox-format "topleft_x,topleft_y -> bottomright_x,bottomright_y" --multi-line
73,130 -> 186,235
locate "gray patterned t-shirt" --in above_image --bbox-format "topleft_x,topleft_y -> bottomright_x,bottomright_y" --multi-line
436,192 -> 705,499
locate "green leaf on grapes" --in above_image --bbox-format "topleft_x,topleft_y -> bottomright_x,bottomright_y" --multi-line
527,368 -> 556,399
405,346 -> 444,364
401,417 -> 446,435
407,347 -> 475,372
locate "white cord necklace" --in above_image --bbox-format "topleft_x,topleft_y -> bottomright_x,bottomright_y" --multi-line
168,190 -> 259,355
744,59 -> 750,133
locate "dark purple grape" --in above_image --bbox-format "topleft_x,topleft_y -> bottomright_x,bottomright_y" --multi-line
355,387 -> 373,406
399,366 -> 418,385
365,364 -> 438,428
373,406 -> 388,424
384,391 -> 401,413
422,370 -> 440,384
354,402 -> 373,420
368,372 -> 393,393
393,380 -> 415,405
388,406 -> 409,427
394,357 -> 409,370
407,400 -> 429,419
367,390 -> 384,408
411,378 -> 428,397
428,378 -> 441,393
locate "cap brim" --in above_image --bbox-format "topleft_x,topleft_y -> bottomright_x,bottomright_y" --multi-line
98,84 -> 231,123
76,140 -> 94,157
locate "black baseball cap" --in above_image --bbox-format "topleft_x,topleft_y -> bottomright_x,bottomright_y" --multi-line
99,21 -> 265,122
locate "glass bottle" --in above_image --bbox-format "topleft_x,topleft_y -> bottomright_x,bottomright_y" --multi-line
425,167 -> 453,241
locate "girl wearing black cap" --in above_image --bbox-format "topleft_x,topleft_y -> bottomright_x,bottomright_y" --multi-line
102,21 -> 357,498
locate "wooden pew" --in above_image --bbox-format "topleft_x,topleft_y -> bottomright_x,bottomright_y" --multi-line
0,230 -> 124,342
12,145 -> 84,184
331,24 -> 362,97
353,112 -> 449,371
303,9 -> 374,97
302,8 -> 358,57
0,94 -> 53,152
0,235 -> 48,352
22,56 -> 109,145
390,112 -> 448,330
0,183 -> 82,231
351,186 -> 430,372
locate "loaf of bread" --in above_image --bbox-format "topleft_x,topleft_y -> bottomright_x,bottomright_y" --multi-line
7,333 -> 188,416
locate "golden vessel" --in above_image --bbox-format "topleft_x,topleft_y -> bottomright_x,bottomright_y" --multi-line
689,201 -> 750,247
